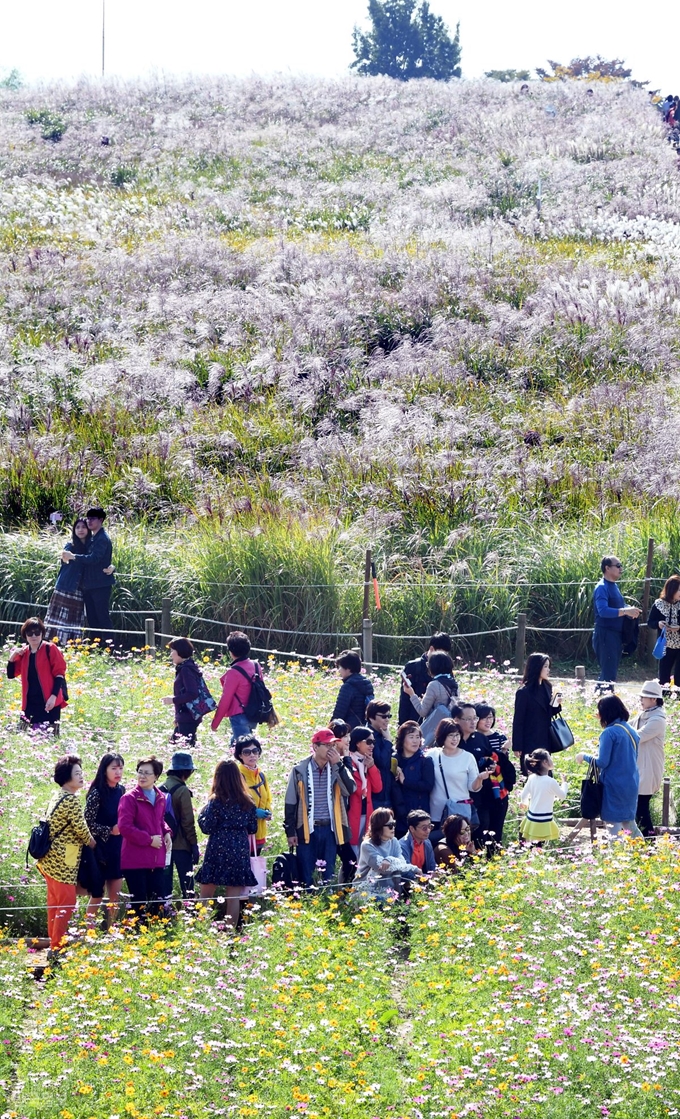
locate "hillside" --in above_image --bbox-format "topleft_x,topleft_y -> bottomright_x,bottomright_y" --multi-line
1,76 -> 679,655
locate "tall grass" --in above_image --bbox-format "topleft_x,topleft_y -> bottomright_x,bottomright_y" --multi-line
0,513 -> 677,664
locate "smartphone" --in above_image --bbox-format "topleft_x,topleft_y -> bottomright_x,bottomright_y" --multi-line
401,671 -> 411,685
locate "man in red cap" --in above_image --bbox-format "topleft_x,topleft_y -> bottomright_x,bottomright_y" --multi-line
284,728 -> 356,887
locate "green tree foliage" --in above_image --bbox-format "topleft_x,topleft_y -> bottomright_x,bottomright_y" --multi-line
537,56 -> 636,82
351,0 -> 461,81
0,69 -> 22,90
484,69 -> 530,83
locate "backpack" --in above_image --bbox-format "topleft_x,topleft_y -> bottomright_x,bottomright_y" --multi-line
27,797 -> 68,865
185,673 -> 216,722
160,784 -> 183,841
272,850 -> 300,890
231,662 -> 277,726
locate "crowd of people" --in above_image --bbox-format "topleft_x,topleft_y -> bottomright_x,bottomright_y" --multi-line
13,608 -> 669,957
6,524 -> 676,953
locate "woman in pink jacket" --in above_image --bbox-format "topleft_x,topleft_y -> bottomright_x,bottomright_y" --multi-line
118,756 -> 172,918
211,631 -> 258,743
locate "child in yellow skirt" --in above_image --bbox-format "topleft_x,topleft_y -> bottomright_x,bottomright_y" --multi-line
519,750 -> 568,843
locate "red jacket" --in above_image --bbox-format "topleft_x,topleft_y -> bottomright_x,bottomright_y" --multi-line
118,785 -> 171,870
212,658 -> 257,730
7,642 -> 67,712
347,755 -> 383,846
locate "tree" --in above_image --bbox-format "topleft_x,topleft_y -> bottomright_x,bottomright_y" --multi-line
484,69 -> 531,83
351,0 -> 461,81
536,56 -> 639,83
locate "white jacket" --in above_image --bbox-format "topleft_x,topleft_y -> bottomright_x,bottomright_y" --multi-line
632,706 -> 666,796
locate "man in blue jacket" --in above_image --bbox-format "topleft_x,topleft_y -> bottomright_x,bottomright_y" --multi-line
399,809 -> 436,873
61,507 -> 115,645
592,556 -> 640,690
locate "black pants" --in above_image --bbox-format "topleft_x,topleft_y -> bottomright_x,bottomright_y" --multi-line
124,867 -> 169,917
658,647 -> 680,686
337,842 -> 357,884
23,706 -> 61,734
84,587 -> 113,646
172,721 -> 197,747
636,794 -> 654,837
166,849 -> 195,899
476,798 -> 509,850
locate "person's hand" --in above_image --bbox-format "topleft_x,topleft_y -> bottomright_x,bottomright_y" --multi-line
255,808 -> 270,819
575,753 -> 585,764
379,859 -> 392,873
164,833 -> 172,852
624,606 -> 641,618
8,646 -> 24,661
327,746 -> 340,765
150,834 -> 163,849
61,550 -> 74,563
364,755 -> 375,769
479,769 -> 491,780
44,695 -> 56,713
161,696 -> 174,706
110,824 -> 120,836
396,766 -> 405,784
287,835 -> 298,848
103,565 -> 114,575
88,837 -> 97,849
659,621 -> 667,631
402,682 -> 415,696
191,843 -> 200,864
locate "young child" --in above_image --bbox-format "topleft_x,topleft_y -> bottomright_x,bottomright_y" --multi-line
519,749 -> 568,843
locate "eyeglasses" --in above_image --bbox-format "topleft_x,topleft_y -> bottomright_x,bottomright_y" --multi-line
240,748 -> 259,756
609,562 -> 622,569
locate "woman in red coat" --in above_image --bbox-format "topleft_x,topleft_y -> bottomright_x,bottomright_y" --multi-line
7,617 -> 67,733
347,726 -> 383,855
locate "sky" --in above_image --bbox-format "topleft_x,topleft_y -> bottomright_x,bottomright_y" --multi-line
2,0 -> 675,94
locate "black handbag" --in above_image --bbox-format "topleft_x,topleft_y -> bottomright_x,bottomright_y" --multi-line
580,760 -> 603,820
549,714 -> 574,753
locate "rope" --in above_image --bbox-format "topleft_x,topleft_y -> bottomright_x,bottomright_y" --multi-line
172,611 -> 360,639
373,626 -> 518,639
98,573 -> 667,591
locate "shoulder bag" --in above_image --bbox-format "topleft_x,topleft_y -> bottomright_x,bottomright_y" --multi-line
580,759 -> 603,820
549,713 -> 575,753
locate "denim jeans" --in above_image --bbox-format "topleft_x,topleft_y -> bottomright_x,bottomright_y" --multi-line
295,825 -> 338,887
592,626 -> 623,684
606,819 -> 643,840
229,713 -> 256,744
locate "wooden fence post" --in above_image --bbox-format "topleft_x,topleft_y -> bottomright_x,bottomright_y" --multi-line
515,613 -> 526,671
145,618 -> 156,658
161,597 -> 172,641
575,665 -> 586,687
362,618 -> 373,667
639,537 -> 655,663
662,776 -> 671,828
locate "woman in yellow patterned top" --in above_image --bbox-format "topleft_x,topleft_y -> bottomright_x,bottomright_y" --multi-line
38,754 -> 96,951
234,735 -> 272,850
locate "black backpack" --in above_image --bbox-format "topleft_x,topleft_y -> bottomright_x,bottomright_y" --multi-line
27,797 -> 68,865
232,662 -> 276,725
272,851 -> 300,890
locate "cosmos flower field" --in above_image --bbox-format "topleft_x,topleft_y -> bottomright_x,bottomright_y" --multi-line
0,648 -> 677,1117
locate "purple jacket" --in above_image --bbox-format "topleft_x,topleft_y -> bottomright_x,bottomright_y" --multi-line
118,785 -> 171,870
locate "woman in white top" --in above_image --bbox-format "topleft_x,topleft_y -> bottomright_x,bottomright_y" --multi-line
632,680 -> 666,837
427,718 -> 486,841
519,749 -> 568,843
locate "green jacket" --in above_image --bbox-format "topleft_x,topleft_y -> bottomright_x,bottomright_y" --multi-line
163,776 -> 197,851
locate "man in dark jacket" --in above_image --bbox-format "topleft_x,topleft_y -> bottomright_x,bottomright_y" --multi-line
331,650 -> 374,729
366,700 -> 394,808
162,751 -> 199,900
398,632 -> 452,725
62,507 -> 115,645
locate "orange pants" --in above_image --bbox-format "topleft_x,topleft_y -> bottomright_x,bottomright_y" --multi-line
43,874 -> 77,949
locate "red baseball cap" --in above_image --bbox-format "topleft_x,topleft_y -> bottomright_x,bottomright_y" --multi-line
311,728 -> 336,746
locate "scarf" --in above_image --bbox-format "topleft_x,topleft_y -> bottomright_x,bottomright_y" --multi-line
350,752 -> 368,796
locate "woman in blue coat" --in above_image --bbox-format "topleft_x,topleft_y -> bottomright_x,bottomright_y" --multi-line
393,721 -> 434,838
576,694 -> 641,839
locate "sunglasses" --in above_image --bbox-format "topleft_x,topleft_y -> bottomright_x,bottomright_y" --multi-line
384,822 -> 396,829
609,562 -> 622,569
25,629 -> 42,637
